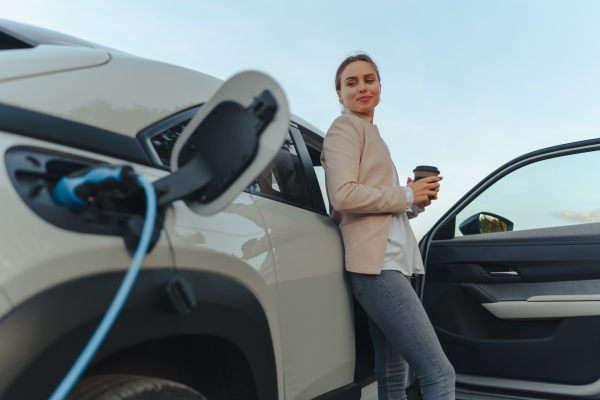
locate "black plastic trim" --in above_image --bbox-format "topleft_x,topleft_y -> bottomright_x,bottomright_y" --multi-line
0,270 -> 277,400
424,283 -> 560,342
136,105 -> 202,170
432,214 -> 455,240
289,126 -> 327,214
428,241 -> 600,283
434,316 -> 600,385
311,383 -> 361,400
296,122 -> 325,146
456,382 -> 588,400
0,30 -> 34,50
460,283 -> 497,303
427,263 -> 522,284
0,103 -> 151,166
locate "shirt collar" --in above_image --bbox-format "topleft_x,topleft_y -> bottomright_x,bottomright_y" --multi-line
342,108 -> 373,124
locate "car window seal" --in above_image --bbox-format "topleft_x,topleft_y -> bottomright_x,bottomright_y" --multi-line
289,126 -> 327,214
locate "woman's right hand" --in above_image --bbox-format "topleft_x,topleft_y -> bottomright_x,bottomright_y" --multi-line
407,176 -> 442,206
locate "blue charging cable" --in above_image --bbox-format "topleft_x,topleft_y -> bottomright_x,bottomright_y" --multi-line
48,173 -> 157,400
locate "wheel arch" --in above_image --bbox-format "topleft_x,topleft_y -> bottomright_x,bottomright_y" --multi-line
0,270 -> 277,400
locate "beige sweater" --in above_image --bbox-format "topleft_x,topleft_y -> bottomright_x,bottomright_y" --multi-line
320,109 -> 408,274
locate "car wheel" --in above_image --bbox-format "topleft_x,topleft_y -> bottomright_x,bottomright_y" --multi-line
66,374 -> 207,400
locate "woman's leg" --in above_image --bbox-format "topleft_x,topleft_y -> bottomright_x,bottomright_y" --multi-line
367,313 -> 408,400
349,271 -> 455,400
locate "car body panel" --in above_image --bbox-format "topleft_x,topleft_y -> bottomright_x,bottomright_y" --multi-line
160,195 -> 286,400
252,195 -> 355,400
0,46 -> 316,146
0,51 -> 222,137
0,130 -> 288,400
0,45 -> 109,83
0,132 -> 172,305
0,25 -> 342,400
0,270 -> 278,400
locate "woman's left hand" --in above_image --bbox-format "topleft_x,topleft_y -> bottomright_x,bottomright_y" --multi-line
407,177 -> 441,208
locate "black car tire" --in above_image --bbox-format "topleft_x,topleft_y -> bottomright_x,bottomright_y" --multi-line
66,374 -> 207,400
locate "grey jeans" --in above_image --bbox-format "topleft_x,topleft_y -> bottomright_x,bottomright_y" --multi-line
349,270 -> 455,400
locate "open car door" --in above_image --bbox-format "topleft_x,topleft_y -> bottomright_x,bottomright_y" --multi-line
419,138 -> 600,399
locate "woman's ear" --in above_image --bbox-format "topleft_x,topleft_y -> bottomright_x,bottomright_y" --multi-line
337,91 -> 343,103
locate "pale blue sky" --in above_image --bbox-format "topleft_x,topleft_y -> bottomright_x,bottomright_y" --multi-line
4,0 -> 600,239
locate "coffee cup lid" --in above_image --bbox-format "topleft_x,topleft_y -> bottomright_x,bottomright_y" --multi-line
413,165 -> 440,173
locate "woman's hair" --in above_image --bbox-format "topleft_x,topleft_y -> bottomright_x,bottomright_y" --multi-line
335,52 -> 381,92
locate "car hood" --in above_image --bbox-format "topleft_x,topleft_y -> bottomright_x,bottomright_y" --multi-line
0,44 -> 110,83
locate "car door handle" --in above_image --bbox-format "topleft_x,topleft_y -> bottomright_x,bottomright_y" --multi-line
489,271 -> 519,276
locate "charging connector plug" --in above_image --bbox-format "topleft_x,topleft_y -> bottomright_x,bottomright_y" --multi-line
52,165 -> 137,211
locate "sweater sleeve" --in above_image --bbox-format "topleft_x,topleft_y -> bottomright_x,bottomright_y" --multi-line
321,116 -> 407,214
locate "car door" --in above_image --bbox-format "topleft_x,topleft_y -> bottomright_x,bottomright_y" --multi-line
419,138 -> 600,399
250,123 -> 356,400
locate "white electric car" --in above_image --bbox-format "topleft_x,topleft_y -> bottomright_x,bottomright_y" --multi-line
1,18 -> 600,400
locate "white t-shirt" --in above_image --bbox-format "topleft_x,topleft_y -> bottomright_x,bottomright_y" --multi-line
381,169 -> 425,276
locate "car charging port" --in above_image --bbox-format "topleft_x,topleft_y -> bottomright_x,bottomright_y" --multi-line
5,146 -> 164,253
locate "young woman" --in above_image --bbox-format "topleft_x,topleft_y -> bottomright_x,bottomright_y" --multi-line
320,53 -> 455,399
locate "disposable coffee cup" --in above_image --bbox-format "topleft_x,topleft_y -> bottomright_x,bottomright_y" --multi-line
413,165 -> 440,200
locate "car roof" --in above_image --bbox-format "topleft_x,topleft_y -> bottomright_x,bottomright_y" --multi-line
0,19 -> 325,140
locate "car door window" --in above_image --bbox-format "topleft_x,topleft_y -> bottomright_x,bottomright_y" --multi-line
149,119 -> 192,165
137,106 -> 199,169
247,132 -> 312,209
302,135 -> 329,213
454,150 -> 600,237
140,111 -> 314,210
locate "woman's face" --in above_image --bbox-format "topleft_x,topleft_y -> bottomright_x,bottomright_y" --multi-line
338,61 -> 381,116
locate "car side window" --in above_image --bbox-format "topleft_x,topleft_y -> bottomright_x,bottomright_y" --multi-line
138,106 -> 199,168
141,111 -> 314,210
150,119 -> 191,165
302,134 -> 329,213
454,150 -> 600,237
247,132 -> 312,209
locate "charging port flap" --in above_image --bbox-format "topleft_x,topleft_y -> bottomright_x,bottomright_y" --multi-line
154,70 -> 290,215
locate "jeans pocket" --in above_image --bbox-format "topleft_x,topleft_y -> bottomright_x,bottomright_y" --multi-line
350,273 -> 365,299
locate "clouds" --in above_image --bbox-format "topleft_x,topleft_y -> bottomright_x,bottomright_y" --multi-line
553,209 -> 600,223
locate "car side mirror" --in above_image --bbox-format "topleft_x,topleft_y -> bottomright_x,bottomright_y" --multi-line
459,212 -> 514,236
152,71 -> 290,215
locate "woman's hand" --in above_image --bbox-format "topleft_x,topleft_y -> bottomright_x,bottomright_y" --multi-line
407,176 -> 442,208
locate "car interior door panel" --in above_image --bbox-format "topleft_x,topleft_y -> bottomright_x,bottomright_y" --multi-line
421,143 -> 600,394
425,227 -> 600,384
